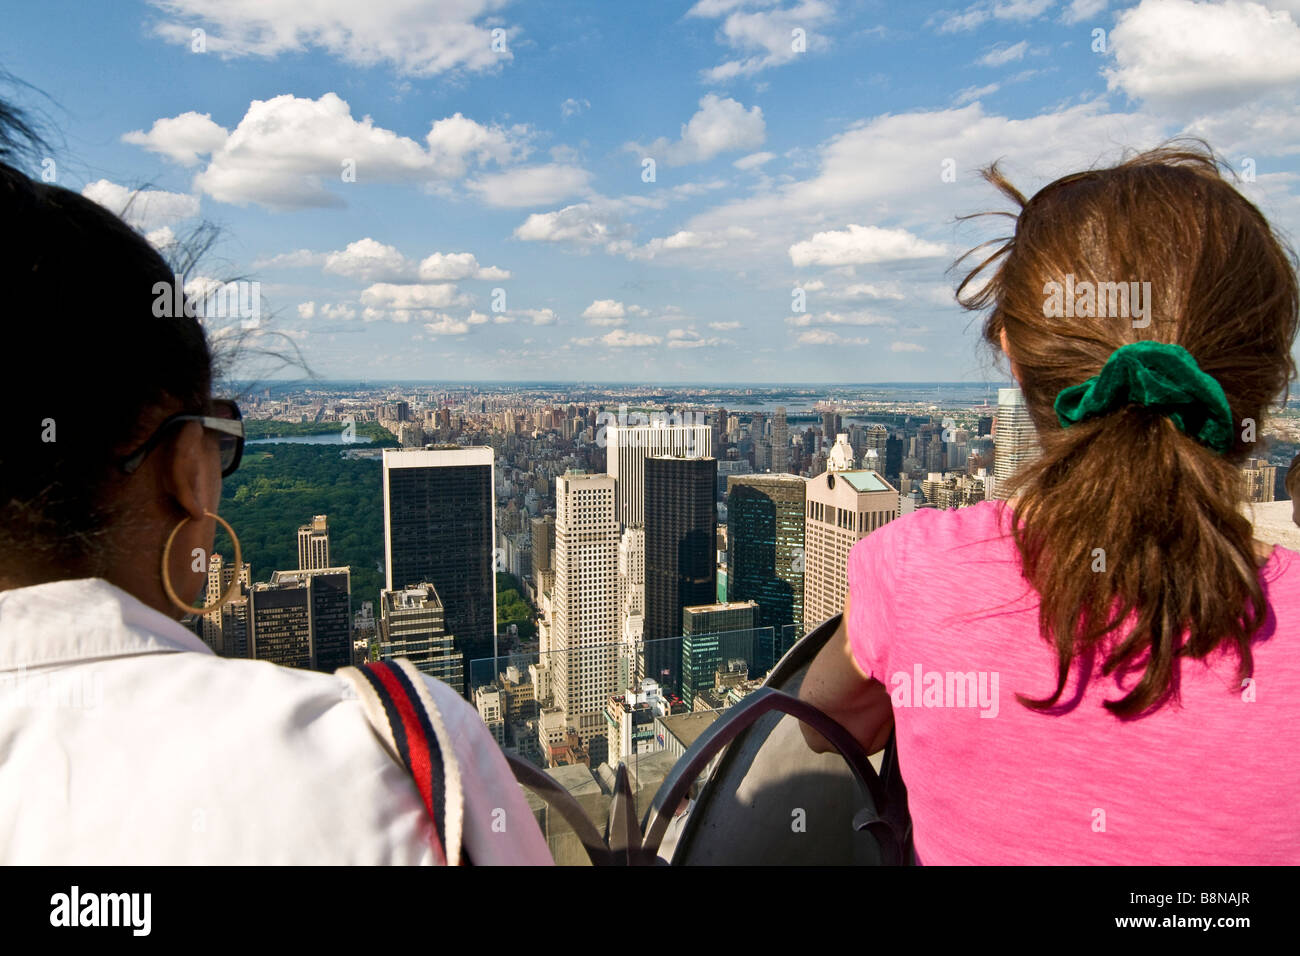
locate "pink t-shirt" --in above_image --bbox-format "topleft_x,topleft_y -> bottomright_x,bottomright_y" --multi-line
846,499 -> 1300,865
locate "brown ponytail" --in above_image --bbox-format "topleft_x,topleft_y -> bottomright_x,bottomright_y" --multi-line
955,140 -> 1299,717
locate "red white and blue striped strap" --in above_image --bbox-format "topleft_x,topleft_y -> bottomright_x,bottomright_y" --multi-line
339,658 -> 466,865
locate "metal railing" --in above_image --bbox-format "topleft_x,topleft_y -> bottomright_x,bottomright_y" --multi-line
504,615 -> 913,866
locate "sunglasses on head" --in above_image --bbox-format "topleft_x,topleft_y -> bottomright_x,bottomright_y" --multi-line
118,398 -> 245,478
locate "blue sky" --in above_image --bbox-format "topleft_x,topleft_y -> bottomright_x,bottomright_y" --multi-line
4,0 -> 1299,383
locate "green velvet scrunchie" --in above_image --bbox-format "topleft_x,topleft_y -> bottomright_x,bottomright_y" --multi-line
1054,341 -> 1234,454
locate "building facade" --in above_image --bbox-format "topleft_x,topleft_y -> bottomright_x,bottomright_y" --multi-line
680,600 -> 760,707
297,514 -> 330,570
605,422 -> 712,528
803,470 -> 899,631
551,472 -> 621,765
382,446 -> 496,672
726,473 -> 806,670
644,455 -> 717,697
992,387 -> 1039,500
378,583 -> 464,695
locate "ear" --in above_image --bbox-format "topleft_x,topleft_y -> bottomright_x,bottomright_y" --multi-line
165,420 -> 222,521
999,327 -> 1023,386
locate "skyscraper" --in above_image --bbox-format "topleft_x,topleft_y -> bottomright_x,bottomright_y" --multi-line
552,472 -> 621,764
803,469 -> 898,631
605,422 -> 712,528
771,407 -> 790,474
383,446 -> 496,673
1243,458 -> 1278,503
248,578 -> 311,669
200,553 -> 250,655
821,410 -> 838,443
379,583 -> 464,695
531,514 -> 555,576
644,456 -> 717,696
297,514 -> 330,570
727,473 -> 806,669
249,567 -> 353,672
680,600 -> 760,708
992,387 -> 1039,500
617,526 -> 645,689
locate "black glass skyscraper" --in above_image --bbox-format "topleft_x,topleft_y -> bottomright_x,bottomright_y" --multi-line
643,455 -> 716,697
726,473 -> 805,671
383,447 -> 496,684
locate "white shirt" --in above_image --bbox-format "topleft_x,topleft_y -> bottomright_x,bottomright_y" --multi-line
0,578 -> 553,865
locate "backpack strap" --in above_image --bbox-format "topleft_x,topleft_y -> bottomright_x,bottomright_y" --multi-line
337,658 -> 466,865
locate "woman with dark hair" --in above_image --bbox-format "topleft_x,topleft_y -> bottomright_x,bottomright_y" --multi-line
800,143 -> 1300,864
0,132 -> 551,864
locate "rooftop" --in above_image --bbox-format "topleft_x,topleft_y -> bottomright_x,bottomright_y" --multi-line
1248,500 -> 1300,552
837,470 -> 894,494
658,711 -> 720,749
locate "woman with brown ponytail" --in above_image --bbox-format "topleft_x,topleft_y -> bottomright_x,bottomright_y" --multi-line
800,141 -> 1300,864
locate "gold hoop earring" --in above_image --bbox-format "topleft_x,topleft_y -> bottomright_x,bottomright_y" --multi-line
161,510 -> 243,616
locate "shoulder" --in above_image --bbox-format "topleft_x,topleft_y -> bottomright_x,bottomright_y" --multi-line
850,499 -> 1010,568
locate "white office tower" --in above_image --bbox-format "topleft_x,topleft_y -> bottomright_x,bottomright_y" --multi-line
297,514 -> 330,570
771,407 -> 790,473
991,387 -> 1039,500
826,433 -> 857,472
606,421 -> 712,527
552,472 -> 621,759
803,469 -> 899,630
617,527 -> 646,689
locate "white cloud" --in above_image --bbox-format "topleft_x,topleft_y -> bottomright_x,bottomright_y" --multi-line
425,112 -> 528,177
891,341 -> 926,352
561,97 -> 591,118
128,94 -> 527,210
709,320 -> 742,330
667,328 -> 724,348
839,283 -> 905,300
786,310 -> 897,327
1062,0 -> 1107,24
360,283 -> 468,311
145,226 -> 176,249
977,40 -> 1028,66
673,101 -> 1167,268
468,163 -> 592,207
254,248 -> 327,269
583,299 -> 627,325
146,0 -> 513,76
734,151 -> 775,169
418,251 -> 511,280
425,314 -> 471,335
790,224 -> 948,266
513,201 -> 632,245
601,329 -> 662,347
320,303 -> 358,320
994,0 -> 1055,19
520,308 -> 558,325
689,0 -> 836,80
798,329 -> 870,345
627,225 -> 757,260
1106,0 -> 1300,111
122,111 -> 229,166
954,82 -> 1000,105
324,238 -> 411,282
81,180 -> 200,232
635,94 -> 765,166
297,301 -> 317,319
936,0 -> 1055,32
